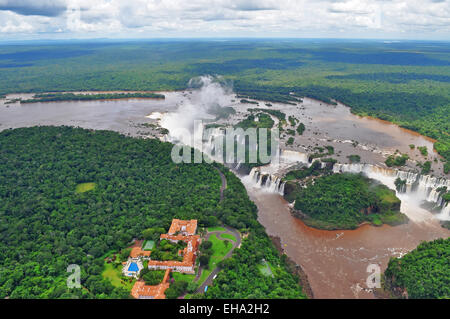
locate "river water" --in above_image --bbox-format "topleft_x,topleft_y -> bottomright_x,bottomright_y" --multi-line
1,91 -> 448,299
0,92 -> 181,134
248,190 -> 449,299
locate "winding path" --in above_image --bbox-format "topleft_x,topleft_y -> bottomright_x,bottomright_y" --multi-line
195,226 -> 241,294
193,168 -> 240,294
215,167 -> 227,202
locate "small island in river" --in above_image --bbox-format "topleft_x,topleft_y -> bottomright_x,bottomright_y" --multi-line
286,172 -> 408,230
19,92 -> 165,103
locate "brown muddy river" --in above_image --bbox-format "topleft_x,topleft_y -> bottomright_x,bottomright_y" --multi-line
251,191 -> 449,299
1,90 -> 448,299
268,98 -> 443,175
0,92 -> 181,135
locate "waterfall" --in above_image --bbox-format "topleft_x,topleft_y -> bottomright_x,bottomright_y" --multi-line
437,203 -> 450,221
333,163 -> 450,220
279,181 -> 286,196
246,167 -> 285,195
280,150 -> 309,164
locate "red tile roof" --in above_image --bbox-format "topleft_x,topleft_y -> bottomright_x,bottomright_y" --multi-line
130,219 -> 200,299
130,247 -> 151,258
148,235 -> 200,269
131,269 -> 171,299
168,219 -> 197,235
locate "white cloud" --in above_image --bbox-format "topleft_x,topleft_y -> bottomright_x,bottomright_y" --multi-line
0,0 -> 449,39
0,0 -> 67,17
0,12 -> 34,33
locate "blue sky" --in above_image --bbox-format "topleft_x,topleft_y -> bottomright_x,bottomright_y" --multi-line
0,0 -> 449,41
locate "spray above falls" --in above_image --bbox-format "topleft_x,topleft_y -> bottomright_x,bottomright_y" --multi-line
333,163 -> 450,221
159,75 -> 233,146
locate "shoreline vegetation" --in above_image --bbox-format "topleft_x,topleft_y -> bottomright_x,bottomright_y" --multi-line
383,238 -> 450,299
285,173 -> 408,230
3,87 -> 446,176
269,235 -> 314,299
18,92 -> 165,103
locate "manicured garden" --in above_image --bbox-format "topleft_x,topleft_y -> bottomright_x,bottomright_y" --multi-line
102,263 -> 135,291
197,234 -> 234,284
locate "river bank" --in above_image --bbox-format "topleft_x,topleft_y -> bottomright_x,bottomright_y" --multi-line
269,235 -> 314,299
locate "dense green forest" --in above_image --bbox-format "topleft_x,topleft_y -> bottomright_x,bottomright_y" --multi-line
0,126 -> 304,299
291,173 -> 407,230
1,40 -> 447,173
383,238 -> 449,299
204,229 -> 306,298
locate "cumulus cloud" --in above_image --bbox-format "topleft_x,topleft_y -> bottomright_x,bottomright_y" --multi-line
0,0 -> 67,17
224,0 -> 279,11
0,11 -> 34,32
0,0 -> 449,39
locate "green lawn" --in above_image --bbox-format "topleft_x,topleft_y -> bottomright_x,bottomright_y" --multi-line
219,233 -> 236,242
197,234 -> 233,284
172,272 -> 196,283
102,263 -> 135,290
75,182 -> 96,193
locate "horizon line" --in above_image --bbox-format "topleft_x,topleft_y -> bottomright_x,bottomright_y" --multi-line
1,37 -> 450,44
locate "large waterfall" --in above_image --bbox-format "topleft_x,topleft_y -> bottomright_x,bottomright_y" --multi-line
245,167 -> 286,195
202,125 -> 449,219
202,126 -> 308,195
240,149 -> 310,194
333,163 -> 450,220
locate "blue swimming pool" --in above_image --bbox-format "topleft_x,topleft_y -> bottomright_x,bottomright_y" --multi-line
128,262 -> 139,272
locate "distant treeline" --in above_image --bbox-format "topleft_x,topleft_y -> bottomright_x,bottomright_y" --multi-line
0,41 -> 448,174
234,81 -> 450,174
21,92 -> 165,103
327,72 -> 450,84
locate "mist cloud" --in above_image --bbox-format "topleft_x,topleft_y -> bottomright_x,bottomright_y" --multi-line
160,75 -> 232,145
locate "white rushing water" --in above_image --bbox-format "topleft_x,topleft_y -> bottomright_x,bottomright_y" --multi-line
203,126 -> 450,223
333,163 -> 450,221
241,168 -> 286,195
147,76 -> 449,222
239,150 -> 310,194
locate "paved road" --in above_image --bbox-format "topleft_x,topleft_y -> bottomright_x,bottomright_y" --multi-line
195,226 -> 241,294
214,167 -> 227,202
194,168 -> 241,294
